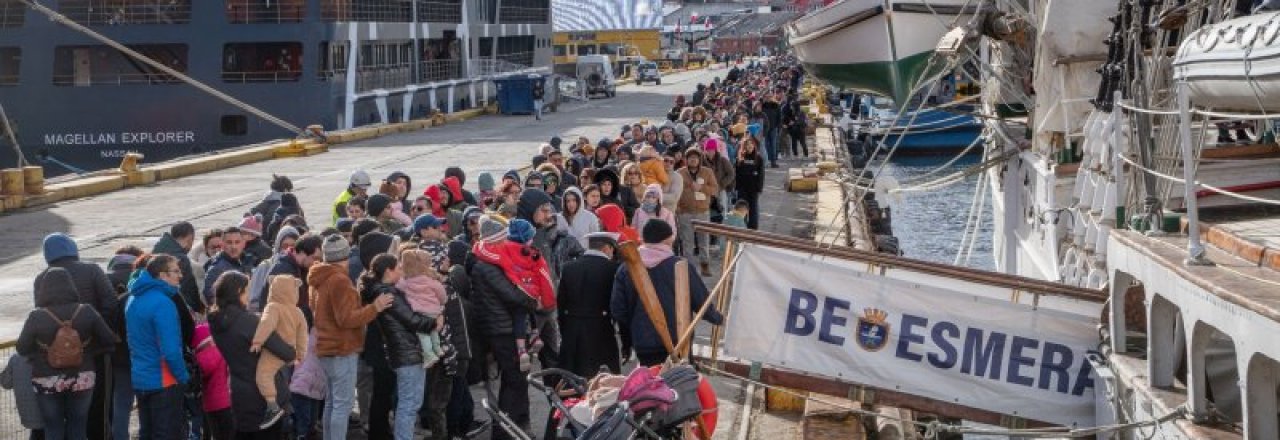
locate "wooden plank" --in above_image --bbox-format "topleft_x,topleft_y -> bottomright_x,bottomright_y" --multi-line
699,357 -> 1056,429
692,221 -> 1107,302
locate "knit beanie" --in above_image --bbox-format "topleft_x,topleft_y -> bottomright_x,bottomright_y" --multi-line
507,219 -> 536,244
238,214 -> 263,237
642,218 -> 674,244
42,233 -> 79,263
366,193 -> 392,218
400,248 -> 433,279
502,169 -> 522,186
478,172 -> 496,191
478,214 -> 509,244
321,234 -> 351,262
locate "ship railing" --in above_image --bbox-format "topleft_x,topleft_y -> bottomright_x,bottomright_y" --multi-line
52,72 -> 183,86
471,58 -> 537,78
225,0 -> 305,24
56,1 -> 192,25
417,59 -> 463,83
417,0 -> 462,23
0,340 -> 29,436
355,63 -> 414,91
219,70 -> 303,83
319,1 -> 411,22
0,1 -> 24,27
497,5 -> 549,24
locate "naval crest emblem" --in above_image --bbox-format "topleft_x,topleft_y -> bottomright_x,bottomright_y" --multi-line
855,308 -> 890,352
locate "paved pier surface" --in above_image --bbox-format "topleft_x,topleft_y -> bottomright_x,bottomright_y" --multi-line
0,65 -> 830,439
0,68 -> 723,339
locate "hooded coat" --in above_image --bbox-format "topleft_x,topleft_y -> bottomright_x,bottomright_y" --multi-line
593,168 -> 640,221
610,245 -> 723,359
519,189 -> 584,285
632,184 -> 677,234
124,271 -> 189,391
441,176 -> 470,234
266,193 -> 304,246
555,187 -> 601,249
208,300 -> 296,431
38,234 -> 119,325
252,276 -> 308,369
387,171 -> 414,214
17,268 -> 118,383
596,204 -> 639,243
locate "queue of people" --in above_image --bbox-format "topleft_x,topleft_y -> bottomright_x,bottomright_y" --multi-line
6,57 -> 805,440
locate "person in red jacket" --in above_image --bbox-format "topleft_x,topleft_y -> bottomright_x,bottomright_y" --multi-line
192,322 -> 232,440
472,218 -> 555,371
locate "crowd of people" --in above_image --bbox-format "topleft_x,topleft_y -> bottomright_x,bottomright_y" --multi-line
6,57 -> 807,440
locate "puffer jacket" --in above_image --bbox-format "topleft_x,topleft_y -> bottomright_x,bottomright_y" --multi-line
555,187 -> 601,250
469,260 -> 537,336
363,282 -> 436,369
208,303 -> 296,431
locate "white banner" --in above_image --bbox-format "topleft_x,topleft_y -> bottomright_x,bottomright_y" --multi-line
722,245 -> 1100,427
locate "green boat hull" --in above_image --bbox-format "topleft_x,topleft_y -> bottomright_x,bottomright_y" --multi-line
800,51 -> 941,102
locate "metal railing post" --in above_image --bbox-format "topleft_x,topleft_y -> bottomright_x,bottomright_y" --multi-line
1176,81 -> 1210,265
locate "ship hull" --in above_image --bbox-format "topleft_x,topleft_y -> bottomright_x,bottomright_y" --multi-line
788,0 -> 972,101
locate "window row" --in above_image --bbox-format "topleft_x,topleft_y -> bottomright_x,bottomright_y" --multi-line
0,0 -> 467,26
9,40 -> 469,87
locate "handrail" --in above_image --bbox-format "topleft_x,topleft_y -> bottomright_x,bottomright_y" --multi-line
692,221 -> 1108,302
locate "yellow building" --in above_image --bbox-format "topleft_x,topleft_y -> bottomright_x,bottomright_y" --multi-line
552,29 -> 662,65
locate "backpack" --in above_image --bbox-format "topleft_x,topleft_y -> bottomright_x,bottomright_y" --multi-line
41,306 -> 85,369
248,259 -> 277,313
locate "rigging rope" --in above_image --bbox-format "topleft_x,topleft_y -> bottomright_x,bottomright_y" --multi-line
1115,152 -> 1280,205
17,0 -> 305,136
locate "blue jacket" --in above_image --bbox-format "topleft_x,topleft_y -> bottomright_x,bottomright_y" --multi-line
611,256 -> 723,357
126,271 -> 189,391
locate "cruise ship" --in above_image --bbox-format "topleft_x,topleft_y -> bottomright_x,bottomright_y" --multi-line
0,0 -> 552,175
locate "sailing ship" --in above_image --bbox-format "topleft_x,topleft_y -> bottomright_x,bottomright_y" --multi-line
790,0 -> 1280,437
0,0 -> 553,176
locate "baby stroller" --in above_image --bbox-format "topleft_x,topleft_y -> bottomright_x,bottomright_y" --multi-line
483,365 -> 709,440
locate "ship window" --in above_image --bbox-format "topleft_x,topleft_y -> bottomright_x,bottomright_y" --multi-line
319,42 -> 348,81
58,0 -> 192,25
221,115 -> 248,136
576,44 -> 596,56
355,41 -> 414,91
419,33 -> 461,82
552,45 -> 565,57
418,0 -> 461,23
53,44 -> 187,86
0,0 -> 23,27
0,47 -> 17,86
498,0 -> 547,24
496,35 -> 534,67
478,37 -> 493,58
222,42 -> 302,83
226,0 -> 305,24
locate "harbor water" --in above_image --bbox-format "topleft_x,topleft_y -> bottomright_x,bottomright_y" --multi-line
879,154 -> 994,271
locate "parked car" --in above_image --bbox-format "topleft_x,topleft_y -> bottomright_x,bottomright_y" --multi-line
576,55 -> 617,98
636,61 -> 662,85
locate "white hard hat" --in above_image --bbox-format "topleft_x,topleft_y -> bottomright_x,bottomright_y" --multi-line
350,170 -> 371,187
